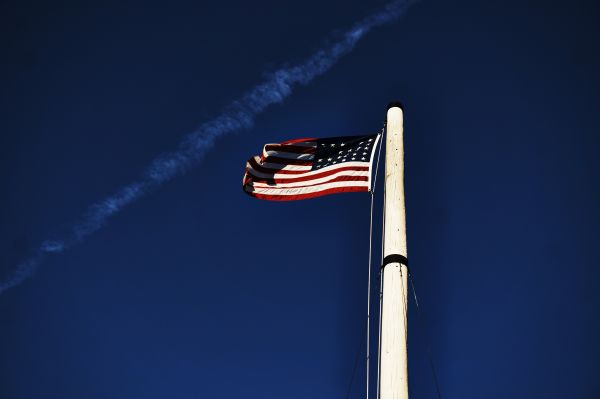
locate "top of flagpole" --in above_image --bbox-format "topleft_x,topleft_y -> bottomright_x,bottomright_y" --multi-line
387,101 -> 404,111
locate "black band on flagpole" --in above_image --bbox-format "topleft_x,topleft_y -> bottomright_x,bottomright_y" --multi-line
381,254 -> 409,271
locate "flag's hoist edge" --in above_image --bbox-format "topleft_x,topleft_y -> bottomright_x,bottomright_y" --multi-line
243,134 -> 381,201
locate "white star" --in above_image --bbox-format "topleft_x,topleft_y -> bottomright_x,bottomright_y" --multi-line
341,143 -> 345,146
330,143 -> 335,147
337,155 -> 342,159
352,157 -> 356,160
361,157 -> 366,160
368,138 -> 373,142
327,157 -> 332,161
318,159 -> 323,162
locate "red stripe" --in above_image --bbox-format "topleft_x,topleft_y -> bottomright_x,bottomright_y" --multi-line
280,137 -> 317,145
245,165 -> 369,184
264,144 -> 316,154
244,186 -> 369,201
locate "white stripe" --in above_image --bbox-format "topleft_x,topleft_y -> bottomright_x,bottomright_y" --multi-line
263,150 -> 314,160
248,156 -> 312,171
246,160 -> 371,179
246,180 -> 369,196
249,170 -> 370,188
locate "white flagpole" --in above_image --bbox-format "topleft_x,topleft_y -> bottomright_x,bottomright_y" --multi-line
379,103 -> 409,399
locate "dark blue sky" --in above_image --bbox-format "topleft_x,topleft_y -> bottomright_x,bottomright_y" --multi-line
1,0 -> 599,398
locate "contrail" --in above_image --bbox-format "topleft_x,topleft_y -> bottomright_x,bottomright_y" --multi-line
0,0 -> 417,294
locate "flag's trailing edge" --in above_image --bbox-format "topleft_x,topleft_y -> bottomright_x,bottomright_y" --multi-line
243,134 -> 381,201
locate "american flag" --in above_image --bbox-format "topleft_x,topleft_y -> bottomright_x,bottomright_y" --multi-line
243,134 -> 381,201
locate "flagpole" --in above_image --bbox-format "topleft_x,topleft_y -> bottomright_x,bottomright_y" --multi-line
379,103 -> 409,399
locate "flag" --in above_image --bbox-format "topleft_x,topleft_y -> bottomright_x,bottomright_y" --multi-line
243,134 -> 381,201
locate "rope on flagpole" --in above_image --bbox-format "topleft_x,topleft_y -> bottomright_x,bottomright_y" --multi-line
397,258 -> 411,398
408,272 -> 444,399
376,122 -> 386,399
371,123 -> 385,195
366,123 -> 385,399
366,192 -> 375,399
345,320 -> 368,399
